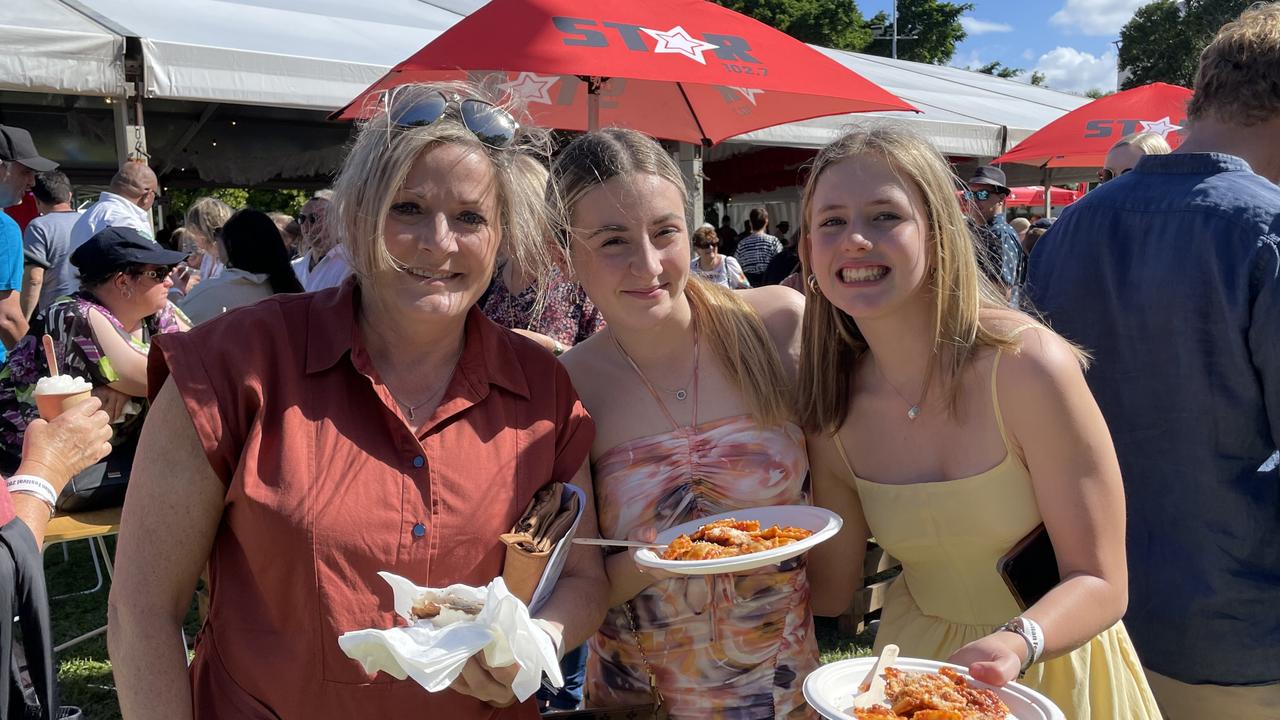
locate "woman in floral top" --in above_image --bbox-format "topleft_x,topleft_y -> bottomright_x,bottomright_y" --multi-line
0,227 -> 190,474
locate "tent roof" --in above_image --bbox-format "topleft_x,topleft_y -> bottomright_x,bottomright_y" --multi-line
728,48 -> 1091,158
0,0 -> 125,96
65,0 -> 483,110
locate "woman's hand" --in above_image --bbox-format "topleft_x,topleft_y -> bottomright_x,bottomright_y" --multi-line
18,396 -> 112,490
448,656 -> 520,707
629,527 -> 679,583
946,631 -> 1028,687
92,385 -> 132,422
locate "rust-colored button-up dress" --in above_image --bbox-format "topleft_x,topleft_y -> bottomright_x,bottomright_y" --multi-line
149,278 -> 594,719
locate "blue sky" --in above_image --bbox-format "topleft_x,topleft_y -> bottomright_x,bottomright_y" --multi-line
858,0 -> 1149,94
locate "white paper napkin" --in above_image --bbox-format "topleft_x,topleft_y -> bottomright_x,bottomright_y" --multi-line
337,573 -> 563,701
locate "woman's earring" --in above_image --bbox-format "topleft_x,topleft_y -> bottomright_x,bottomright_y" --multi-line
122,287 -> 133,299
806,273 -> 821,294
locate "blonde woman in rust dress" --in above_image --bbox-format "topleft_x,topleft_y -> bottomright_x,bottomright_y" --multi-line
801,127 -> 1159,719
549,129 -> 817,719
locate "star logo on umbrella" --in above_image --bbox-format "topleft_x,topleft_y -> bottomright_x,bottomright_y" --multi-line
640,25 -> 720,65
729,87 -> 764,106
498,72 -> 560,105
1139,116 -> 1182,138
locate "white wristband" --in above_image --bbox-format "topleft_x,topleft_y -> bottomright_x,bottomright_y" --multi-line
6,474 -> 58,511
1023,616 -> 1045,665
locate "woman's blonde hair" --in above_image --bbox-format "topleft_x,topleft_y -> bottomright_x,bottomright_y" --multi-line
331,81 -> 554,290
796,125 -> 1024,435
549,128 -> 790,426
1111,131 -> 1172,156
184,197 -> 233,256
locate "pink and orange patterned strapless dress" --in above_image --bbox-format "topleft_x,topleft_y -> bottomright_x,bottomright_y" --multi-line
586,415 -> 819,719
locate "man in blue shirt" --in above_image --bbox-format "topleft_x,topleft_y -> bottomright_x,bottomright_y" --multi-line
1027,5 -> 1280,717
0,126 -> 57,363
965,165 -> 1026,306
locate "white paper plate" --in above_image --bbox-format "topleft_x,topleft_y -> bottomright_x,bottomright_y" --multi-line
633,505 -> 842,575
803,656 -> 1065,720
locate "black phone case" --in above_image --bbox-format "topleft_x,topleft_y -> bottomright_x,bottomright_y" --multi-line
996,523 -> 1060,611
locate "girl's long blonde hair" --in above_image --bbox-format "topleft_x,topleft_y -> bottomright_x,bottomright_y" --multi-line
797,126 -> 1025,435
550,128 -> 791,426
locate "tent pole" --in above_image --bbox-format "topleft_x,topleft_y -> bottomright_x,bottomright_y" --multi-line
1042,166 -> 1051,219
587,76 -> 601,131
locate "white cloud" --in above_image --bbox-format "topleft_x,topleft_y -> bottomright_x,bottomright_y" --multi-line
1049,0 -> 1147,36
960,17 -> 1013,35
1021,48 -> 1035,61
1033,46 -> 1118,94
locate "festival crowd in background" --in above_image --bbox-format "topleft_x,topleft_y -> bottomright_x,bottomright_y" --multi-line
0,3 -> 1274,720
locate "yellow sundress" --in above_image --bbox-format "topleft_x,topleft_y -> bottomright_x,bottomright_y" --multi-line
833,348 -> 1161,720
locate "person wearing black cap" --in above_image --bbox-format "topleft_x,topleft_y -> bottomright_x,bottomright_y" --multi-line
0,125 -> 59,364
965,164 -> 1026,307
0,226 -> 190,484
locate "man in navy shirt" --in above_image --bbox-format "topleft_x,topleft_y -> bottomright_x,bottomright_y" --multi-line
1027,5 -> 1280,718
0,126 -> 57,363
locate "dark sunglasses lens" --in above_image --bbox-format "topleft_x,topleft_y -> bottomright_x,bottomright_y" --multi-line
392,93 -> 449,129
460,100 -> 518,147
1099,168 -> 1115,183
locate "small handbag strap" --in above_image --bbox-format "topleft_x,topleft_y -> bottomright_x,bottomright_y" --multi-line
621,602 -> 664,707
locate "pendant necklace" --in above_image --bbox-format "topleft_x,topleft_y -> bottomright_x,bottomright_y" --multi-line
610,330 -> 699,403
875,358 -> 929,422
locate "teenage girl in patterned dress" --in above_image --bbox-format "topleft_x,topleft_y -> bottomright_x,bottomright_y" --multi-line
550,128 -> 818,719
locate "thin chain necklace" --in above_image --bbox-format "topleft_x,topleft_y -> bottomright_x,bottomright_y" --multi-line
396,373 -> 452,421
873,357 -> 929,422
610,330 -> 700,403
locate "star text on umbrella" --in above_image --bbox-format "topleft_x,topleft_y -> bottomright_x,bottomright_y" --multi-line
640,25 -> 720,65
729,87 -> 764,106
1139,116 -> 1182,138
498,72 -> 559,106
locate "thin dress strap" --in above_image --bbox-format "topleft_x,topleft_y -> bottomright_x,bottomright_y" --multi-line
990,323 -> 1042,446
610,330 -> 700,432
832,433 -> 859,482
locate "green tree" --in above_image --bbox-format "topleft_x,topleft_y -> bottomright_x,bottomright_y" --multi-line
165,188 -> 309,218
1084,88 -> 1111,99
863,0 -> 972,65
973,60 -> 1023,79
1117,0 -> 1253,89
711,0 -> 872,51
1030,71 -> 1046,87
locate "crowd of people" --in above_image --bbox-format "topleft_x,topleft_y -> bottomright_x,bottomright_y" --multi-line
0,2 -> 1273,719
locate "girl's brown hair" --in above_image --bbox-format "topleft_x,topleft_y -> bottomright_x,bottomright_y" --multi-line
550,129 -> 790,425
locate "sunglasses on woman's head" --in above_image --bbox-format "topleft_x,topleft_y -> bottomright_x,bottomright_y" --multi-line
384,88 -> 519,149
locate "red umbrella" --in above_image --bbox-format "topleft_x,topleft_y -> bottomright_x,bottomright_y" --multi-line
334,0 -> 915,145
994,82 -> 1192,168
1005,185 -> 1083,208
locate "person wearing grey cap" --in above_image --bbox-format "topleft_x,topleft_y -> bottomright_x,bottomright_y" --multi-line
965,164 -> 1026,307
0,125 -> 59,364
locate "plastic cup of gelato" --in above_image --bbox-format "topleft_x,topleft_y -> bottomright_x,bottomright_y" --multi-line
33,375 -> 93,421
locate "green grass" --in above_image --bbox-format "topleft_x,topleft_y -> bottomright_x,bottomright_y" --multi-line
45,541 -> 874,718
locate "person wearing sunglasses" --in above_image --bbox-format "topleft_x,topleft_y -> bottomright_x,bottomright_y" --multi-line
964,165 -> 1026,307
0,226 -> 190,489
296,189 -> 356,291
109,81 -> 607,720
1098,131 -> 1172,184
